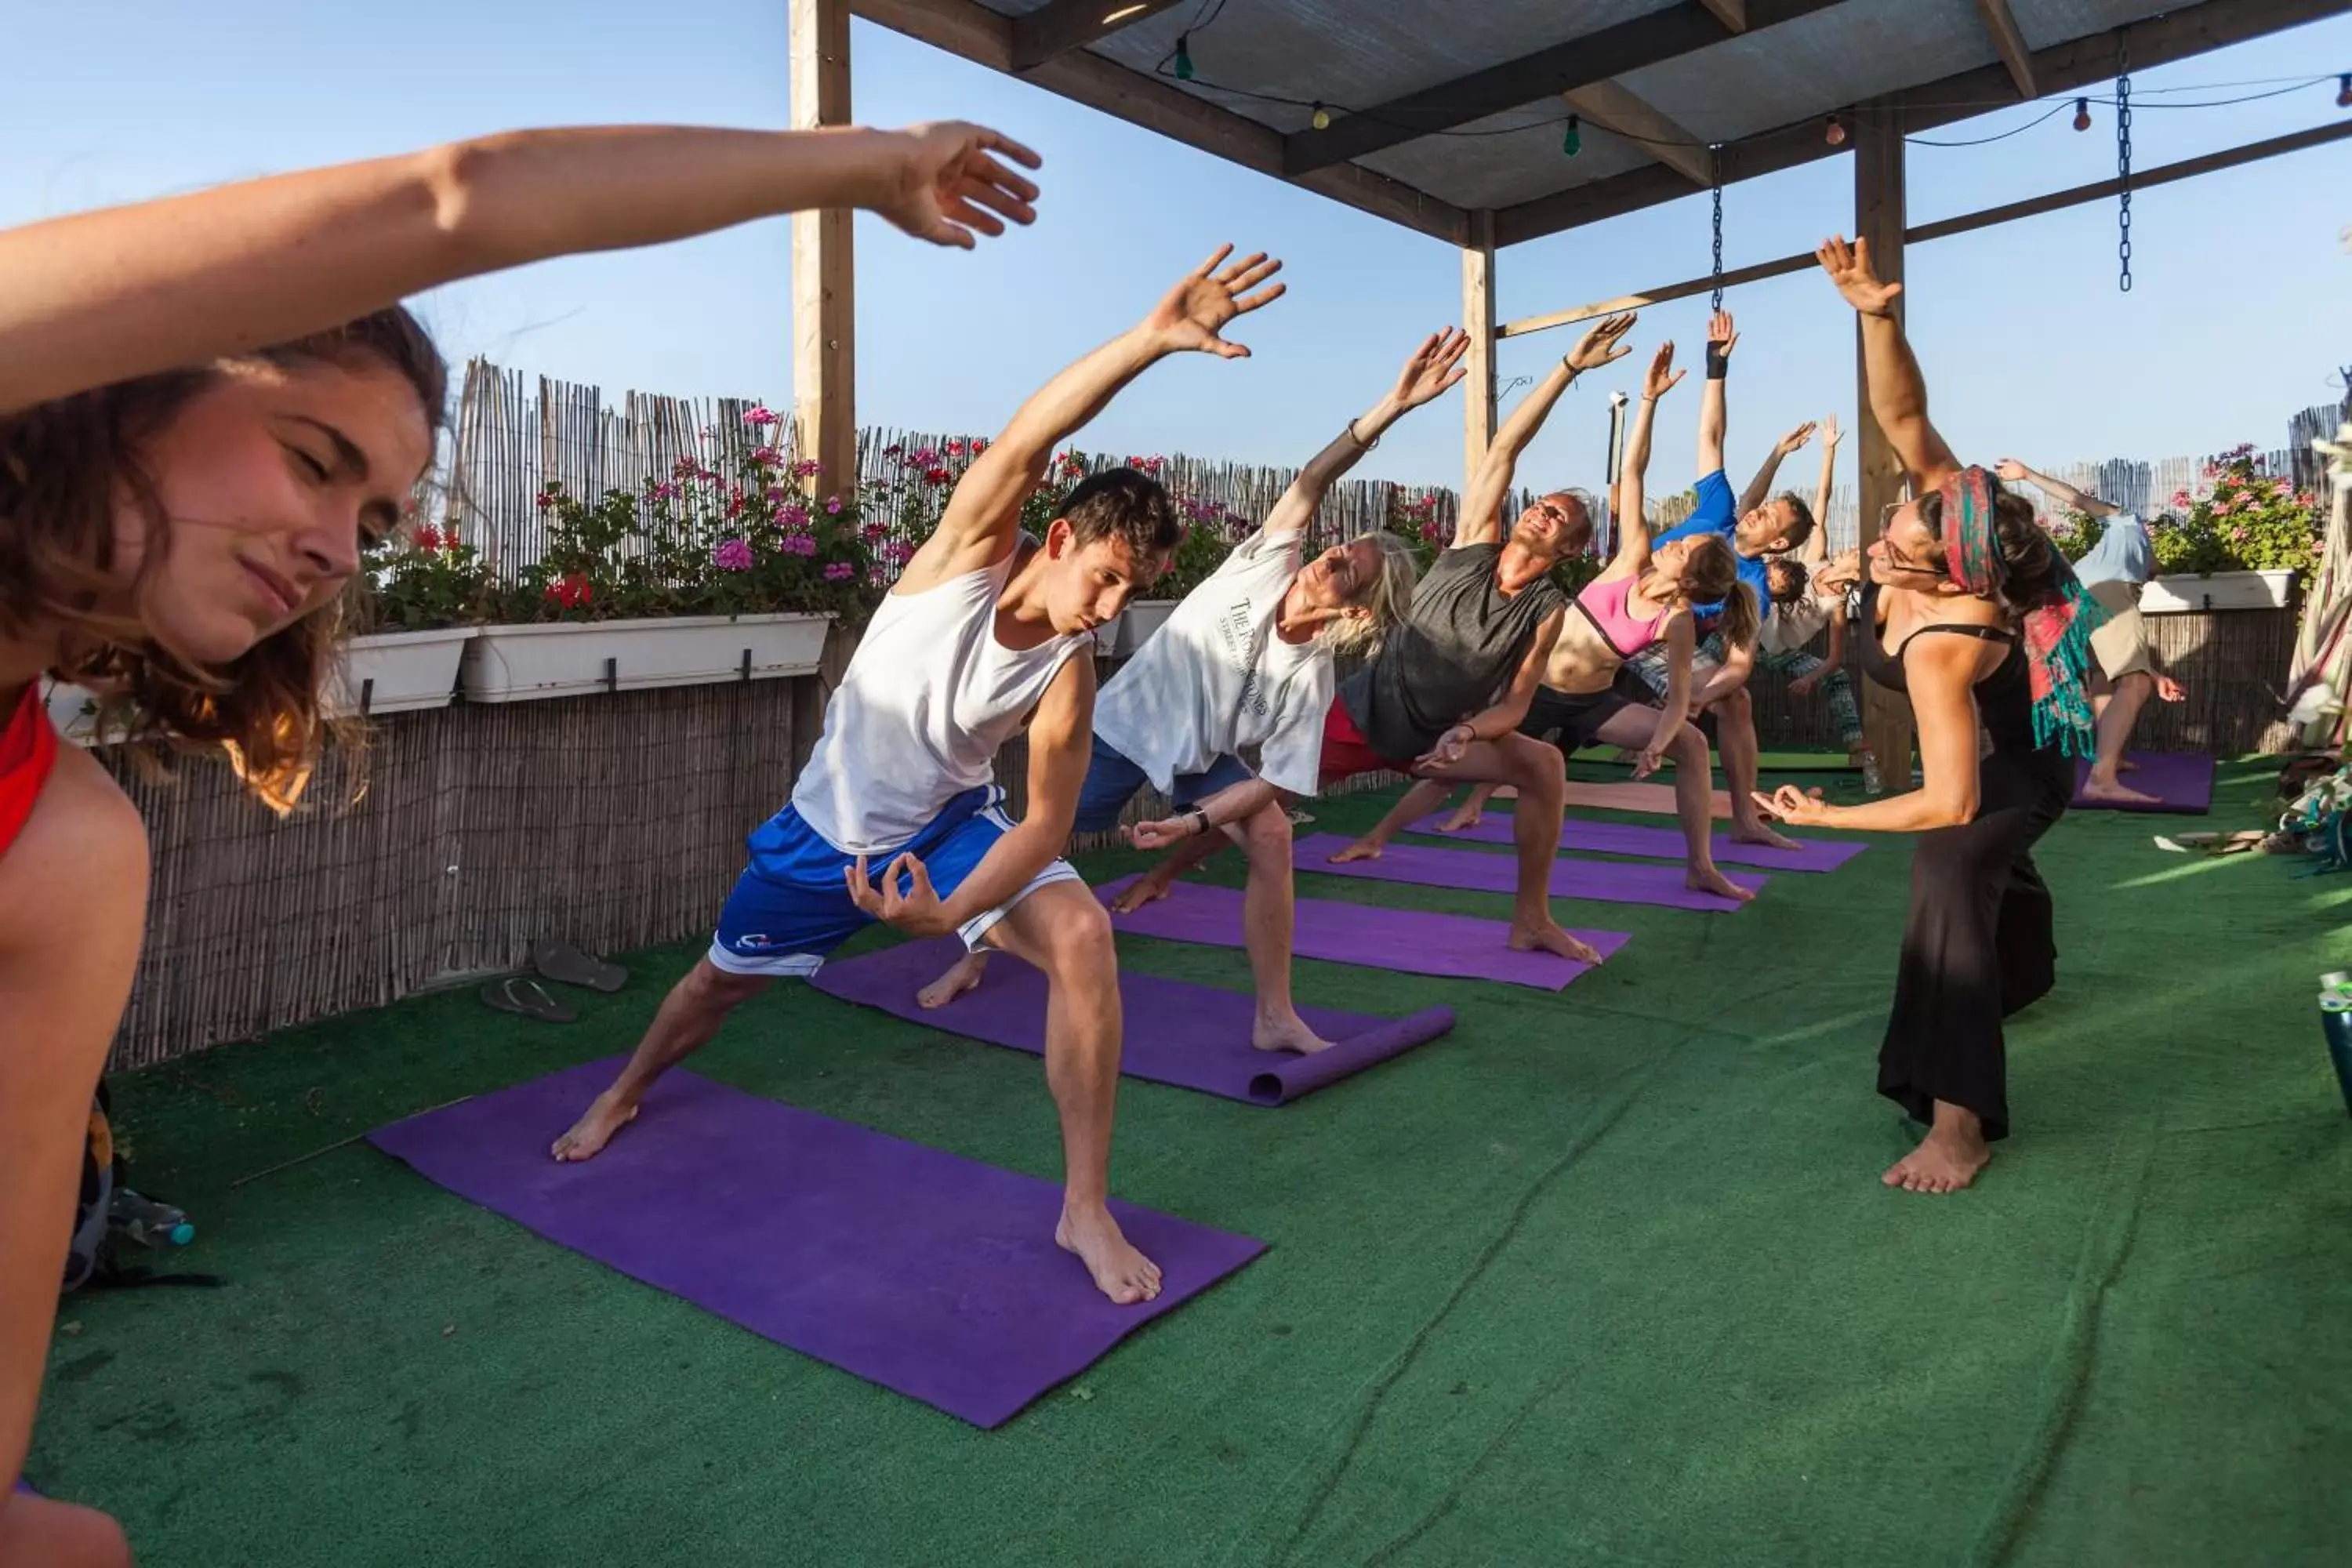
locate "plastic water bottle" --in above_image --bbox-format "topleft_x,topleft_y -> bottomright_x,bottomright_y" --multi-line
107,1189 -> 194,1249
2321,975 -> 2352,1119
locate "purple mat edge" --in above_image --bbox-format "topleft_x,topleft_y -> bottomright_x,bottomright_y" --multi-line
1292,833 -> 1765,913
1403,811 -> 1866,871
2068,750 -> 2215,815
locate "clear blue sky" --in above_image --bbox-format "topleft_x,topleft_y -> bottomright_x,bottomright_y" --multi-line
5,2 -> 2347,498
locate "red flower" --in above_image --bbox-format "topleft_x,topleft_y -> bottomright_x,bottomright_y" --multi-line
924,466 -> 952,487
412,524 -> 445,554
545,573 -> 594,610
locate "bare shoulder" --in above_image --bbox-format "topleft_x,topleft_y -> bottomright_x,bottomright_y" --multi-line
0,747 -> 148,950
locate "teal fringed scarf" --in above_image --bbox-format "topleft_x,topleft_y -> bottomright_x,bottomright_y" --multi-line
1939,466 -> 2107,758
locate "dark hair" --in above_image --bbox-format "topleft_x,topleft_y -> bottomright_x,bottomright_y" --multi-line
1773,491 -> 1817,552
1913,475 -> 2063,612
1,306 -> 447,810
1681,535 -> 1761,650
1765,554 -> 1811,606
1060,466 -> 1180,562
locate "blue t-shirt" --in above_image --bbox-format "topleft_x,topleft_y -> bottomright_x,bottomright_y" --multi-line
1654,470 -> 1769,633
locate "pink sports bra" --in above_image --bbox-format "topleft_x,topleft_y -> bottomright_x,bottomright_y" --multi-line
1574,574 -> 1667,660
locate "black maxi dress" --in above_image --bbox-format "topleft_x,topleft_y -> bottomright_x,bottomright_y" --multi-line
1858,583 -> 2072,1139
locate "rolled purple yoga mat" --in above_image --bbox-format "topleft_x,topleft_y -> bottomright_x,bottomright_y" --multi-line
812,935 -> 1455,1105
1408,812 -> 1864,873
2071,750 -> 2213,815
1098,876 -> 1628,990
1294,835 -> 1764,912
368,1059 -> 1265,1429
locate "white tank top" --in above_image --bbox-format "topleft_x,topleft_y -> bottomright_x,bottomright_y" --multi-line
789,554 -> 1089,855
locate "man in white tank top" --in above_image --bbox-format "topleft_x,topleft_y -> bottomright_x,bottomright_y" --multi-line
551,247 -> 1287,1307
911,330 -> 1462,1050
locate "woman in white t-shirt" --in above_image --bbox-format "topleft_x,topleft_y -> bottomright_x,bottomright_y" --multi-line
916,332 -> 1457,1052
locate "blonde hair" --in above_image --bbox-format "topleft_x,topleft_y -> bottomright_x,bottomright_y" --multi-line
1319,530 -> 1419,659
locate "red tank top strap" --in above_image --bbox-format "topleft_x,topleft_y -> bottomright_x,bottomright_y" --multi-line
0,684 -> 62,857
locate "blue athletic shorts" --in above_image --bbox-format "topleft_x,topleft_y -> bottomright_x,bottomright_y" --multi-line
1070,735 -> 1256,834
708,784 -> 1081,978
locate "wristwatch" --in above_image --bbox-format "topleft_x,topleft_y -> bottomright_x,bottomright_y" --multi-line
1187,807 -> 1212,835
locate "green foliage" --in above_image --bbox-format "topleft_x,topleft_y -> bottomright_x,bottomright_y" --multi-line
356,519 -> 495,633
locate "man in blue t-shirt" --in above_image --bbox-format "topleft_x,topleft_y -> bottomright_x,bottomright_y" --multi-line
1621,310 -> 1817,849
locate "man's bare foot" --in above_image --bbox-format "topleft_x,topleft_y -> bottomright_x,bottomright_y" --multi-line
1509,920 -> 1602,965
1328,837 -> 1385,863
1055,1203 -> 1163,1305
1687,865 -> 1756,903
1882,1122 -> 1991,1193
1252,1009 -> 1335,1054
2081,775 -> 2161,806
1110,874 -> 1174,915
1730,819 -> 1802,852
916,953 -> 988,1009
551,1090 -> 639,1162
1436,804 -> 1483,833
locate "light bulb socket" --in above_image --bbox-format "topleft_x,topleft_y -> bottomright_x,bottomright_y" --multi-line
2338,74 -> 2351,109
1563,114 -> 1581,156
1174,34 -> 1193,81
2072,96 -> 2092,131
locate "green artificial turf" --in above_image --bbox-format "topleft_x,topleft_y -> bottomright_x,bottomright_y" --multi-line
26,758 -> 2352,1566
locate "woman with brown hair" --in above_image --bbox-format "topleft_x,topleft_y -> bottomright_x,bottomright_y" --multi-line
0,119 -> 1042,1563
1755,237 -> 2105,1195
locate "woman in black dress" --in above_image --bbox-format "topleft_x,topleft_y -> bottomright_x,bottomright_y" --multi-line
1755,237 -> 2106,1193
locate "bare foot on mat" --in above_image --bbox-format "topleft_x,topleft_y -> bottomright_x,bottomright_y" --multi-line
551,1091 -> 639,1162
1327,837 -> 1385,863
1687,865 -> 1756,903
1509,920 -> 1601,965
1730,820 -> 1802,852
916,953 -> 989,1009
1056,1203 -> 1163,1305
1109,875 -> 1174,915
2080,776 -> 2161,807
1436,804 -> 1483,833
1252,1009 -> 1334,1055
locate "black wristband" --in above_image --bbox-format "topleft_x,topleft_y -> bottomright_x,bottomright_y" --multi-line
1188,807 -> 1212,835
1704,344 -> 1730,379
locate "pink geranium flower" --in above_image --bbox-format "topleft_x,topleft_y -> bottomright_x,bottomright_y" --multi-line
742,405 -> 779,428
713,538 -> 755,571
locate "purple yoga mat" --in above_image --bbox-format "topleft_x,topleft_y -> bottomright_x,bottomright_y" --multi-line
1409,812 -> 1865,872
2071,750 -> 2214,815
367,1058 -> 1264,1429
1098,875 -> 1629,990
1294,834 -> 1765,912
812,936 -> 1454,1105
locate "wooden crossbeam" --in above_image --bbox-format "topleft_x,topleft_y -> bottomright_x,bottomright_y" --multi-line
1495,0 -> 2342,245
1494,118 -> 2352,338
1010,0 -> 1185,73
1561,80 -> 1715,187
1698,0 -> 1748,29
1281,1 -> 1841,176
1974,0 -> 2039,100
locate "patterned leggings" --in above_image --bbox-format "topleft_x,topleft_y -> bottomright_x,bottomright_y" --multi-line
1757,648 -> 1864,748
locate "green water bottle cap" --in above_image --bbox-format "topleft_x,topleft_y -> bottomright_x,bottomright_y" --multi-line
2322,993 -> 2352,1012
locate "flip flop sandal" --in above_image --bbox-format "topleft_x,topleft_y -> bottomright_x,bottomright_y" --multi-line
532,939 -> 627,993
481,977 -> 577,1023
1286,808 -> 1315,826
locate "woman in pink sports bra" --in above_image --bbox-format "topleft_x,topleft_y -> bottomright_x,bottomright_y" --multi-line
1352,343 -> 1762,902
0,121 -> 1047,1566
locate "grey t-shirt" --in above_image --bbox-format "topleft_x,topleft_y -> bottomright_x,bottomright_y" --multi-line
1338,541 -> 1565,760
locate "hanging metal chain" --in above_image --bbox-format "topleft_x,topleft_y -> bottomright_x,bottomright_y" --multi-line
2116,34 -> 2133,293
1709,149 -> 1725,310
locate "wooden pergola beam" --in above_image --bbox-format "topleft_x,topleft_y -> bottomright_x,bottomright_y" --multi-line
1463,210 -> 1497,490
1560,80 -> 1715,187
1494,0 -> 2344,246
852,0 -> 1471,244
1974,0 -> 2039,100
1853,98 -> 1913,789
1494,118 -> 2352,338
1281,0 -> 1842,176
790,0 -> 856,497
1010,0 -> 1185,73
1698,0 -> 1748,30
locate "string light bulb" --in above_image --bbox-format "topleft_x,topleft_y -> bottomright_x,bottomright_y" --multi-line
1824,114 -> 1846,147
2073,96 -> 2092,131
2338,73 -> 2351,109
1311,102 -> 1331,131
1563,114 -> 1581,157
1174,33 -> 1193,81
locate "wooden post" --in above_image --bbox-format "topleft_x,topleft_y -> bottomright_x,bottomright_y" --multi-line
1853,98 -> 1914,787
789,0 -> 855,498
1462,209 -> 1497,492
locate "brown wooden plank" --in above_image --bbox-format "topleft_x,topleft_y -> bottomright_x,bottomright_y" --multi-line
792,0 -> 858,495
1852,99 -> 1913,790
1010,0 -> 1185,72
1974,0 -> 2038,100
1462,209 -> 1497,491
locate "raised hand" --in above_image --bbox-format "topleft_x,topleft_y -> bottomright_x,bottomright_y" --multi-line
1821,412 -> 1843,448
1994,458 -> 2031,484
1708,309 -> 1740,358
873,123 -> 1043,249
1642,341 -> 1686,401
1817,236 -> 1903,317
1143,245 -> 1287,359
1566,312 -> 1638,372
1391,328 -> 1472,409
845,852 -> 953,937
1776,420 -> 1819,457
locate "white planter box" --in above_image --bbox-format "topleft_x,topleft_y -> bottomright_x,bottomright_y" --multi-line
459,612 -> 833,703
2138,569 -> 2294,614
332,626 -> 474,717
1110,599 -> 1180,656
41,626 -> 475,745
